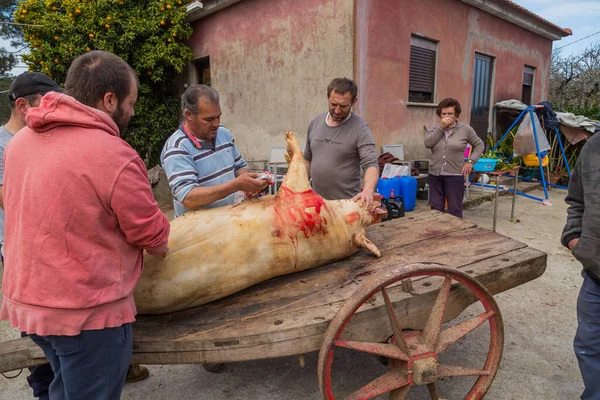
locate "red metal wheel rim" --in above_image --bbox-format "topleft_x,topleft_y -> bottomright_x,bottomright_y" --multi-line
317,263 -> 504,400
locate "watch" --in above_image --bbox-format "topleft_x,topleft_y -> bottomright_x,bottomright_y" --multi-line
467,159 -> 475,164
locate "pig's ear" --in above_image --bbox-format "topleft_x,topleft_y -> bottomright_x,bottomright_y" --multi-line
354,233 -> 381,257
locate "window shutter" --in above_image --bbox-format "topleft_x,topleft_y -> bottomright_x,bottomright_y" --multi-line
523,66 -> 535,87
409,46 -> 436,93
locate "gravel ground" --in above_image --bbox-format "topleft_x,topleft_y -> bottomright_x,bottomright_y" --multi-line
0,187 -> 583,399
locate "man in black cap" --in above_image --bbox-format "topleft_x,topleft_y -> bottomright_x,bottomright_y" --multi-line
0,72 -> 62,400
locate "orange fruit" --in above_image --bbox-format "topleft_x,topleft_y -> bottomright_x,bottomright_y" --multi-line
160,20 -> 165,25
89,33 -> 94,38
75,9 -> 81,14
54,36 -> 58,40
54,58 -> 59,63
105,24 -> 110,28
86,47 -> 91,51
21,9 -> 27,14
68,47 -> 72,51
172,33 -> 176,37
160,6 -> 165,11
39,61 -> 44,65
167,4 -> 172,9
147,71 -> 152,75
107,16 -> 112,21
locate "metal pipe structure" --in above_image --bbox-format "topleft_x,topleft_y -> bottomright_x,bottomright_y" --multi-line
510,169 -> 519,222
491,107 -> 528,154
528,107 -> 550,205
508,189 -> 544,202
554,127 -> 572,178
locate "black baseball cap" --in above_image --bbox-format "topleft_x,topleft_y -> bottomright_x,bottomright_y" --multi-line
8,72 -> 63,101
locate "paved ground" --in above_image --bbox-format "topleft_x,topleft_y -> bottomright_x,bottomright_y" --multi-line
0,186 -> 583,399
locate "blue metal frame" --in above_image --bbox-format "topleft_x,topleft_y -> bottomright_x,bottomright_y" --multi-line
528,107 -> 550,201
555,127 -> 572,178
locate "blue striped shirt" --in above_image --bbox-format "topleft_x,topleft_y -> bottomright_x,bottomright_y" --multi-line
161,124 -> 248,216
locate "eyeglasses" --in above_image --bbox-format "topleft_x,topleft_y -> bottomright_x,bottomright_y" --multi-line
441,113 -> 455,116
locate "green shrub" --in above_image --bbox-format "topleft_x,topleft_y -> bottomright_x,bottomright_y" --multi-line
14,0 -> 193,166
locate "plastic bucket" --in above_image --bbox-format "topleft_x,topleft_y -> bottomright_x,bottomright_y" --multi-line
473,158 -> 499,172
523,154 -> 549,167
397,176 -> 417,211
376,177 -> 401,199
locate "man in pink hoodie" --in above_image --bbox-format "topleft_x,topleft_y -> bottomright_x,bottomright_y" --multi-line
1,51 -> 170,400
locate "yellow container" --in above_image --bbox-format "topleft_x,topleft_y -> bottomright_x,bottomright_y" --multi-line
523,153 -> 548,167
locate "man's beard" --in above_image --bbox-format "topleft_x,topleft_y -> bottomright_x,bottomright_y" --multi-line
112,105 -> 131,137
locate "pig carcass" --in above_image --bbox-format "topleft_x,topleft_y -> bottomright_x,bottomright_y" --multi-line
134,131 -> 385,314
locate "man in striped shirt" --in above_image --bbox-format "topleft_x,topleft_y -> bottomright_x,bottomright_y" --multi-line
161,85 -> 268,217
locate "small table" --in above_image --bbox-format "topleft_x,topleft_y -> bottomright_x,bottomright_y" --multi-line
487,166 -> 520,232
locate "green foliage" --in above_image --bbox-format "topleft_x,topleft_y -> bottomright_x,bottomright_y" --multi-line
1,0 -> 23,76
565,105 -> 600,121
0,76 -> 13,123
14,0 -> 193,165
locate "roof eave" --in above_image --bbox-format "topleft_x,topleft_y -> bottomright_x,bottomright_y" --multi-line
460,0 -> 571,40
186,0 -> 244,23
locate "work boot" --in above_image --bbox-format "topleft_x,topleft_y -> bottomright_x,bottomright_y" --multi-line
125,364 -> 150,383
202,363 -> 225,373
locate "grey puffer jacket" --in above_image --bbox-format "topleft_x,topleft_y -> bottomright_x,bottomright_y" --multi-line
561,132 -> 600,280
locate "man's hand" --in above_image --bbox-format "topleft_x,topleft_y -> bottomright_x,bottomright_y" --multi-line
235,173 -> 269,193
568,238 -> 580,250
462,162 -> 473,176
440,116 -> 454,129
353,189 -> 375,211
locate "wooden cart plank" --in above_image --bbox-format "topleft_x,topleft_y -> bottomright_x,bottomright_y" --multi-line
0,246 -> 545,372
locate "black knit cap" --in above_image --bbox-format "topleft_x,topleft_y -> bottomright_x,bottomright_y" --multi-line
8,72 -> 63,101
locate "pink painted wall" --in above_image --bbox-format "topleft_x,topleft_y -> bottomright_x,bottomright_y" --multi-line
187,0 -> 354,162
355,0 -> 554,159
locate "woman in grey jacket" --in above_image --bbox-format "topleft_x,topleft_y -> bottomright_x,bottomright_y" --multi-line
424,98 -> 484,218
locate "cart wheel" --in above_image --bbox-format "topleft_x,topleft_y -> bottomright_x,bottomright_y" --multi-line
317,263 -> 503,400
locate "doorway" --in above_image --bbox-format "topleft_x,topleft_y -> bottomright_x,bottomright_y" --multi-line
470,53 -> 494,141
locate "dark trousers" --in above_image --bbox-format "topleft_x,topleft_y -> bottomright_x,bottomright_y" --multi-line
21,332 -> 53,400
428,174 -> 465,218
30,324 -> 132,400
575,271 -> 600,399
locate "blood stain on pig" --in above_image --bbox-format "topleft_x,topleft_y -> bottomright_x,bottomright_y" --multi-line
344,212 -> 360,225
273,187 -> 330,267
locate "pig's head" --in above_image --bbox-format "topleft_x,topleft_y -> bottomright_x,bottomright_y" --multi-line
327,194 -> 387,257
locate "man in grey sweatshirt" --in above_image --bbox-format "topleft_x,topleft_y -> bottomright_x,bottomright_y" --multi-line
304,78 -> 379,210
561,131 -> 600,400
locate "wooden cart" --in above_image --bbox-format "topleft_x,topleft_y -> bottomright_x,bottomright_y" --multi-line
0,211 -> 546,399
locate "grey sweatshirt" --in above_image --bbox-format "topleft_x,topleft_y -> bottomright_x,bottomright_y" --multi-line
304,112 -> 379,200
561,132 -> 600,280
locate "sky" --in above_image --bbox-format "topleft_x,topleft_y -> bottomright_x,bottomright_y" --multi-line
514,0 -> 600,57
1,0 -> 598,76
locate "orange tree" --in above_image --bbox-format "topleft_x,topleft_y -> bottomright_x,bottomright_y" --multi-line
13,0 -> 193,165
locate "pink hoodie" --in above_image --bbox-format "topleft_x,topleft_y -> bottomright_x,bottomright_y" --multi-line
0,92 -> 170,336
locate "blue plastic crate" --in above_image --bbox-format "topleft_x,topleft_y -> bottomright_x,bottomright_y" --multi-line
472,158 -> 499,172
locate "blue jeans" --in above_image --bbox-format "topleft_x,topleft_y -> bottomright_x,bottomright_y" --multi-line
21,332 -> 53,400
575,271 -> 600,399
30,324 -> 132,400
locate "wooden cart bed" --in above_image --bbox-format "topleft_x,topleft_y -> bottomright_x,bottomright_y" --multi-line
0,211 -> 546,373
